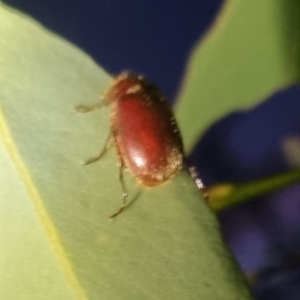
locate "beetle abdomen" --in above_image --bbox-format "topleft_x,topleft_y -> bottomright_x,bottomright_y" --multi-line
110,75 -> 184,186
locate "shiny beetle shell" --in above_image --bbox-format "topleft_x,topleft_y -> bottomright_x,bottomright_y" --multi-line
76,71 -> 197,218
106,72 -> 184,186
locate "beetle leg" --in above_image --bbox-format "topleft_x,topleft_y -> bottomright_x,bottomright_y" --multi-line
109,130 -> 128,219
109,162 -> 128,220
74,97 -> 108,113
82,131 -> 112,165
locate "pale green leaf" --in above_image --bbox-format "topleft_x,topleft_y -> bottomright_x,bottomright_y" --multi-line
0,3 -> 253,300
176,0 -> 300,151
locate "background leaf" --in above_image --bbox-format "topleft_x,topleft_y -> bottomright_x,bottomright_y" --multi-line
0,3 -> 253,300
208,169 -> 300,211
176,0 -> 300,151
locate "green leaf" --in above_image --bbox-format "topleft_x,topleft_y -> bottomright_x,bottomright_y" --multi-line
0,3 -> 253,300
208,169 -> 300,211
176,0 -> 300,151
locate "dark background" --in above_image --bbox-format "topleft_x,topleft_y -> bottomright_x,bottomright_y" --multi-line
4,1 -> 300,299
3,0 -> 223,99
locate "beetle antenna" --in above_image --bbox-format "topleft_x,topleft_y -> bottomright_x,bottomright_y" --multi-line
109,163 -> 128,220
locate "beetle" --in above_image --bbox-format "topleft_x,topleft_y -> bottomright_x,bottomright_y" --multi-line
75,72 -> 206,219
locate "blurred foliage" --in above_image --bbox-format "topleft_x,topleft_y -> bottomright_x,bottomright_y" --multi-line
208,169 -> 300,211
176,0 -> 300,151
176,0 -> 300,214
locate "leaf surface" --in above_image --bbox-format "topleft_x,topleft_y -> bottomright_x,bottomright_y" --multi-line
0,3 -> 253,299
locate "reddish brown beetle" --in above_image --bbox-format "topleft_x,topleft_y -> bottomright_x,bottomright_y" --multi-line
75,72 -> 206,219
